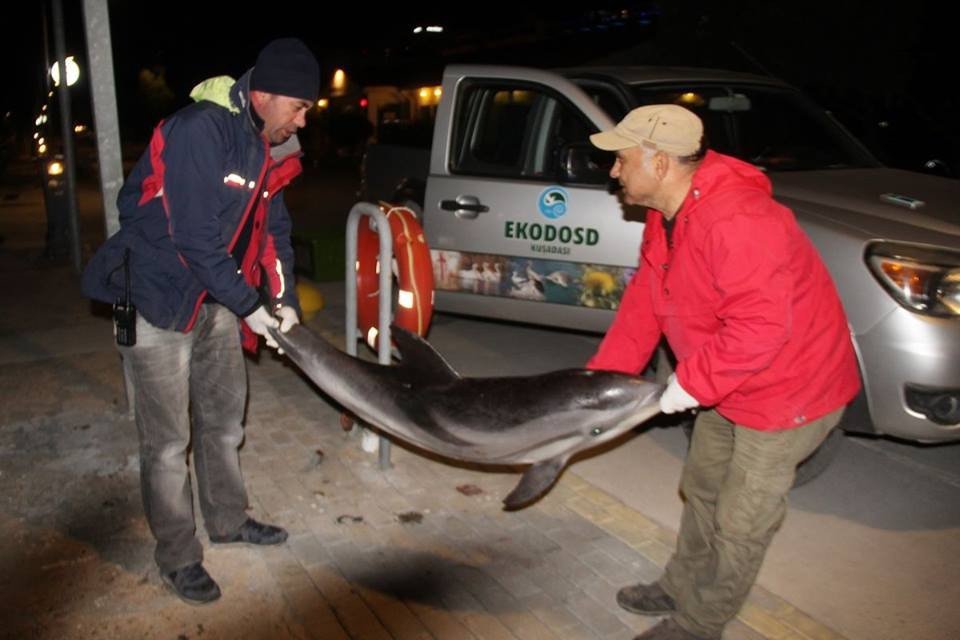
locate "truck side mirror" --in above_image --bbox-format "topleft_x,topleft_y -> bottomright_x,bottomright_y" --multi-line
559,143 -> 614,185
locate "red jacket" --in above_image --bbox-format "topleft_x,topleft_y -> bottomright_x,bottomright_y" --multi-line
588,151 -> 860,430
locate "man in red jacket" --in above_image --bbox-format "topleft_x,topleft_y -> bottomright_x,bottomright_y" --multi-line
588,105 -> 860,640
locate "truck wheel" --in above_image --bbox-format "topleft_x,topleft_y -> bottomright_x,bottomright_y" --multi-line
680,422 -> 843,488
791,427 -> 844,486
391,180 -> 425,216
391,194 -> 422,216
397,199 -> 422,216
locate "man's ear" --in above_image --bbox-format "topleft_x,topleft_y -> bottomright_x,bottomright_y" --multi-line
250,90 -> 273,119
654,151 -> 670,181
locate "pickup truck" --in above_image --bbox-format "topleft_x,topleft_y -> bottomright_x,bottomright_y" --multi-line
361,64 -> 960,480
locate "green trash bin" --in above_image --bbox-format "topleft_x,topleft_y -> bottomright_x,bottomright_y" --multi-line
291,227 -> 346,282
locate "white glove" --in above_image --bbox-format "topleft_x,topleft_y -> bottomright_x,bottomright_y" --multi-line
276,305 -> 300,333
244,306 -> 280,350
660,373 -> 699,414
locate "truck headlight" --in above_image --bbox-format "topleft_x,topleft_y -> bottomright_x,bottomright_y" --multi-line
866,242 -> 960,317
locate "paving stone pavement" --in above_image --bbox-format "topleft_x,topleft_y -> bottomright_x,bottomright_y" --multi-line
0,302 -> 848,640
0,166 -> 847,640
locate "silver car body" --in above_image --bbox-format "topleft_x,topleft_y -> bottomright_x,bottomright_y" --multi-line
418,64 -> 960,442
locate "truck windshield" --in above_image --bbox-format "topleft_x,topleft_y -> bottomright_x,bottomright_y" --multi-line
629,84 -> 880,172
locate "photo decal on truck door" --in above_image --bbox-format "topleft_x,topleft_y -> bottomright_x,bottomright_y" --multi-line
431,250 -> 634,310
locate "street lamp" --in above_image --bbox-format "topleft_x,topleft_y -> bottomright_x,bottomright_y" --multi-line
50,55 -> 80,87
46,0 -> 81,272
331,69 -> 347,97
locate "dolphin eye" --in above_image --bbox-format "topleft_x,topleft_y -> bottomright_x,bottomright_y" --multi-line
590,427 -> 603,436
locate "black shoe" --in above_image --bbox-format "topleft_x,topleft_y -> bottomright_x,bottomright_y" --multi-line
162,562 -> 221,605
209,518 -> 288,546
635,619 -> 709,639
617,581 -> 677,616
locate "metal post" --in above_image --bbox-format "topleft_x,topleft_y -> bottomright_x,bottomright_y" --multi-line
81,0 -> 133,418
82,0 -> 124,238
345,202 -> 394,469
51,0 -> 82,273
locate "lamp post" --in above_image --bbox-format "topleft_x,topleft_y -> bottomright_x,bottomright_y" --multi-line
39,57 -> 81,260
50,0 -> 82,272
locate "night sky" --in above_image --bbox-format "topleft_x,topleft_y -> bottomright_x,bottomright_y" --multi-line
3,1 -> 955,166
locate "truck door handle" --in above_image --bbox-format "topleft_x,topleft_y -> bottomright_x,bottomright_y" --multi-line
440,196 -> 489,219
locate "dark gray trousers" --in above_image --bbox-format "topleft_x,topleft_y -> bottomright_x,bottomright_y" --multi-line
120,303 -> 249,574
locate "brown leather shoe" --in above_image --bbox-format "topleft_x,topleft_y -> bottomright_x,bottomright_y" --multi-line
635,619 -> 709,639
616,581 -> 677,615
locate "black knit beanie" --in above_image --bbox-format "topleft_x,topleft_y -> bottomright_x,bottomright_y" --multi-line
250,38 -> 319,102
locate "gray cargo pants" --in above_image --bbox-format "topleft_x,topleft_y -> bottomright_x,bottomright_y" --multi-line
119,303 -> 250,574
660,407 -> 843,638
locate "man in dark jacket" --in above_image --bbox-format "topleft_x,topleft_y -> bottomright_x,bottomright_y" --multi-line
588,105 -> 860,639
82,38 -> 319,604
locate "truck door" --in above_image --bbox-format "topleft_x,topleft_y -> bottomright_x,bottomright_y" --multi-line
423,68 -> 645,332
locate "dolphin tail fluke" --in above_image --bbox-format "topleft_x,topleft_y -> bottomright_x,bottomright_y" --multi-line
503,455 -> 570,509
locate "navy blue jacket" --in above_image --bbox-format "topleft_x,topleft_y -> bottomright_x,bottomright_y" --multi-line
82,71 -> 301,341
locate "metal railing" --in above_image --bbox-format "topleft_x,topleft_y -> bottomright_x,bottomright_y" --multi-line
344,202 -> 394,469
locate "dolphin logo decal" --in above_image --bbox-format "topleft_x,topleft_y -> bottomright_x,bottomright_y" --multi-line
270,324 -> 663,508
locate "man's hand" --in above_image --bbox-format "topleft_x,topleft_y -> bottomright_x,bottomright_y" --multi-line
244,306 -> 280,349
276,306 -> 299,333
660,373 -> 699,414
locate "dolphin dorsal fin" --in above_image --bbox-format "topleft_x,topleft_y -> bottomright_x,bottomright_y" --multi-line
390,324 -> 461,386
503,455 -> 570,509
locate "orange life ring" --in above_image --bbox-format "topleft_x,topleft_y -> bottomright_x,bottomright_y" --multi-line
356,204 -> 434,350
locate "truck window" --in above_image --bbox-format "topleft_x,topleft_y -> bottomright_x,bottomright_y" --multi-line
452,82 -> 608,185
629,84 -> 878,171
575,81 -> 631,122
452,86 -> 534,174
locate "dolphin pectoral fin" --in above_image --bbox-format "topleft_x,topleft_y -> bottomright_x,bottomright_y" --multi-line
503,455 -> 570,509
389,324 -> 461,385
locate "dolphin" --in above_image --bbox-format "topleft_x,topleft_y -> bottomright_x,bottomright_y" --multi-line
269,324 -> 663,508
